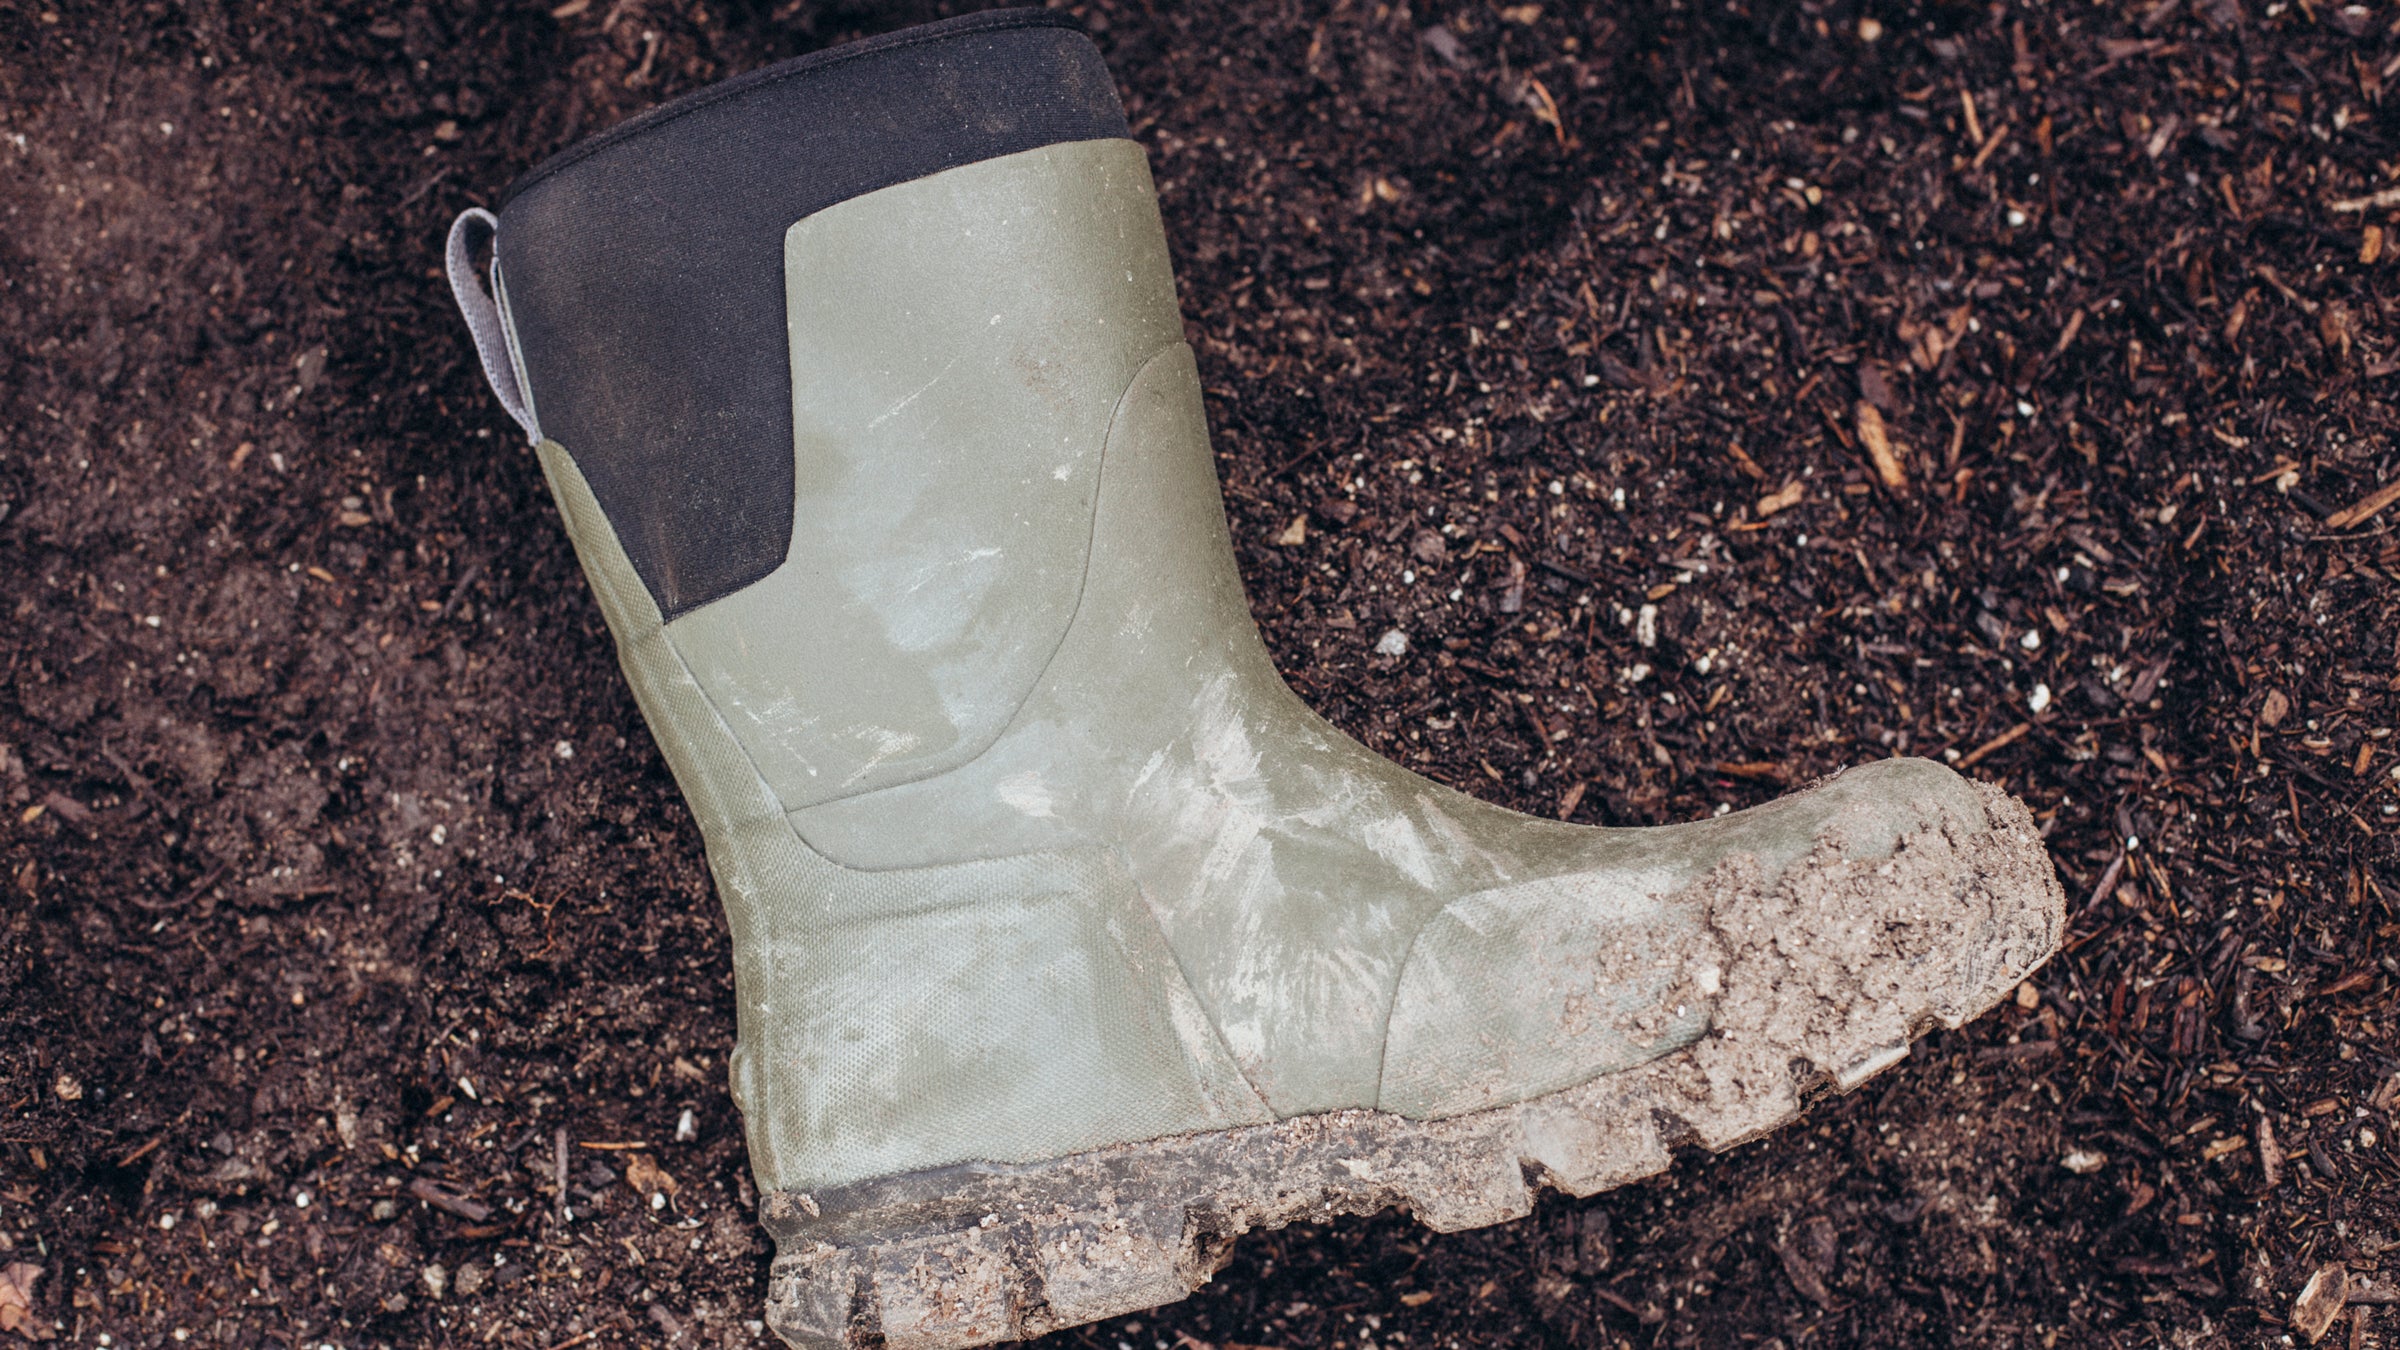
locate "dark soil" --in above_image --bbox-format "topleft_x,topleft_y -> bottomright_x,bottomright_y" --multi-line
5,0 -> 2399,1346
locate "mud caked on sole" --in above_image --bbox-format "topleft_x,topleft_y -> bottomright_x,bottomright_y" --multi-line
759,784 -> 2065,1349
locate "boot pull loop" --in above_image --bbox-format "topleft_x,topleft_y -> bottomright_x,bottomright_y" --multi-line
445,207 -> 541,443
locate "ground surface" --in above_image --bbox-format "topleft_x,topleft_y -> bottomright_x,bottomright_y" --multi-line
3,0 -> 2398,1346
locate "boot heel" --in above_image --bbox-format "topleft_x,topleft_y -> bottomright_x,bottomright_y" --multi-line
759,1109 -> 1536,1350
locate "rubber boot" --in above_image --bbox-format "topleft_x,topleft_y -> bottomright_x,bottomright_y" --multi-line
445,12 -> 2062,1346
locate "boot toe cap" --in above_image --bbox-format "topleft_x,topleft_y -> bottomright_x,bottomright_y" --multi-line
1377,758 -> 2049,1121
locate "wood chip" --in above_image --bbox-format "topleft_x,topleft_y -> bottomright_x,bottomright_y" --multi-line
1854,402 -> 1907,492
2371,1072 -> 2400,1113
2261,689 -> 2290,727
1775,1236 -> 1835,1308
0,1262 -> 41,1337
1755,481 -> 1805,518
1556,780 -> 1587,820
2295,1264 -> 2350,1344
624,1153 -> 678,1200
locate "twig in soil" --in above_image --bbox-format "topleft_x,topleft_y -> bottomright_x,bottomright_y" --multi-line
1969,123 -> 2011,172
553,1126 -> 568,1224
2084,852 -> 2127,911
2053,309 -> 2086,355
116,1134 -> 166,1168
1532,557 -> 1593,587
437,562 -> 484,620
2302,521 -> 2399,542
1956,722 -> 2029,768
2321,479 -> 2400,531
397,167 -> 451,208
409,1176 -> 492,1222
2327,184 -> 2400,214
1592,1284 -> 1665,1324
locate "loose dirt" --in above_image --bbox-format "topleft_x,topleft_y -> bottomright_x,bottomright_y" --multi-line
3,2 -> 2396,1347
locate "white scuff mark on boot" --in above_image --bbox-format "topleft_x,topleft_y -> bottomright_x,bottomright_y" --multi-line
866,354 -> 963,430
1359,810 -> 1444,892
995,770 -> 1059,819
1195,805 -> 1272,918
1189,675 -> 1267,792
734,695 -> 824,781
899,547 -> 1002,600
1413,794 -> 1516,882
1128,747 -> 1171,798
838,726 -> 924,788
1216,911 -> 1389,1086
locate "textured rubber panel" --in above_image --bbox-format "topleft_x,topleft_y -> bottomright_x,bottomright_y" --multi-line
757,782 -> 2066,1349
497,10 -> 1128,619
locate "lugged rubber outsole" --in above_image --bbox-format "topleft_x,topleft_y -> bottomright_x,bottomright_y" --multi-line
757,782 -> 2064,1349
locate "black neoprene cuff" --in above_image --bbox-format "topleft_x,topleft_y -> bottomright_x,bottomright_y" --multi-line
495,9 -> 1130,619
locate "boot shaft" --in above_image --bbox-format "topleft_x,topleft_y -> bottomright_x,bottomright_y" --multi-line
493,9 -> 1130,620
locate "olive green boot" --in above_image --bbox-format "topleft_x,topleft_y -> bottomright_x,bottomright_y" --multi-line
445,12 -> 2062,1347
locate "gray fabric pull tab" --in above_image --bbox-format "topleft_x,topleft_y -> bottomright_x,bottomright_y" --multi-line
445,207 -> 540,442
